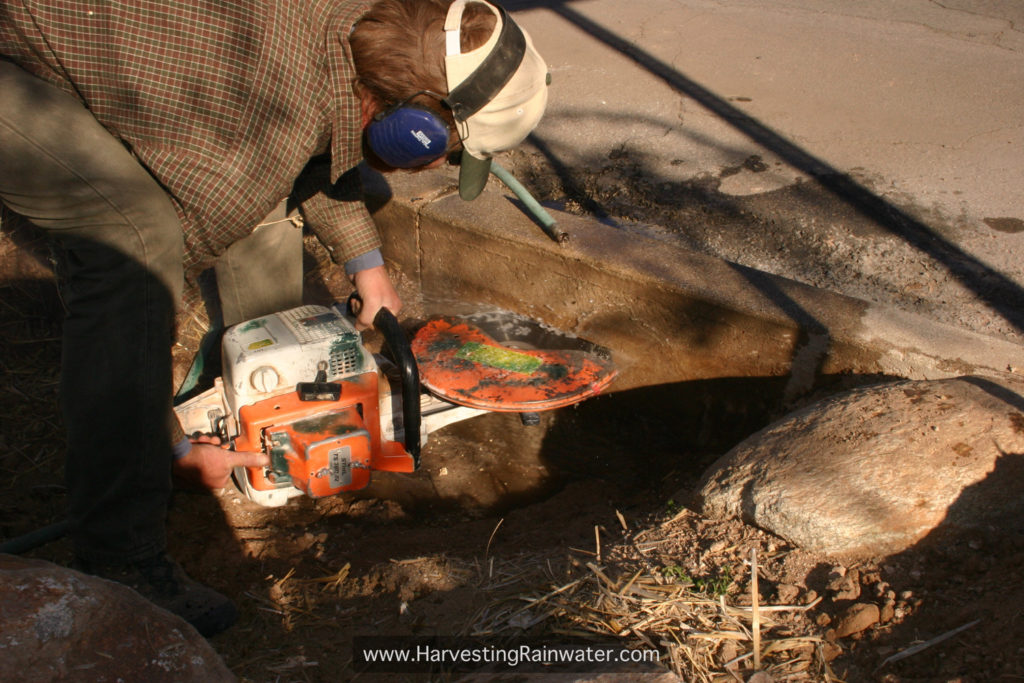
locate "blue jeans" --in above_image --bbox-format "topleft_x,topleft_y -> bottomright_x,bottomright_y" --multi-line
0,59 -> 305,563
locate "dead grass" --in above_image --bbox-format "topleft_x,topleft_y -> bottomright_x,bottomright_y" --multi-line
458,536 -> 836,681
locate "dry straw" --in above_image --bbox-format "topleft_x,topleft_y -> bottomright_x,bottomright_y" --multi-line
466,529 -> 832,680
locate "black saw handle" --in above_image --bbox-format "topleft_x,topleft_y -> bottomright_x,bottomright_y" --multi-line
346,292 -> 422,465
370,303 -> 422,466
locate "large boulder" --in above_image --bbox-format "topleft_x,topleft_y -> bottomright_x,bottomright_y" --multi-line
0,554 -> 235,682
697,375 -> 1024,558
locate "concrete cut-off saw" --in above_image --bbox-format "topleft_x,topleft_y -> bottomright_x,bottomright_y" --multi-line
173,304 -> 617,507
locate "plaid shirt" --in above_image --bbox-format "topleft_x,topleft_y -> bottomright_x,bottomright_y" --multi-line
0,0 -> 379,271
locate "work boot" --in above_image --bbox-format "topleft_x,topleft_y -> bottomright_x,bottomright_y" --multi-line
75,553 -> 238,637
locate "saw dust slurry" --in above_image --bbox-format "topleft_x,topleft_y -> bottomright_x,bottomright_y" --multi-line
454,341 -> 544,374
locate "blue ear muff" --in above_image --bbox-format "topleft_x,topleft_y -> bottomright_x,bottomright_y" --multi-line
366,105 -> 452,168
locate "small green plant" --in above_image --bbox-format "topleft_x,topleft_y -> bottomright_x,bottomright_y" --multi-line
664,498 -> 683,516
661,565 -> 691,583
693,566 -> 733,597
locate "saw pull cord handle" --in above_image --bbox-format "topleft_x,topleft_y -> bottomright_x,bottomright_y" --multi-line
373,306 -> 422,466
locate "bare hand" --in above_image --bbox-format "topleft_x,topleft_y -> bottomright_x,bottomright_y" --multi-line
350,265 -> 402,330
173,435 -> 270,491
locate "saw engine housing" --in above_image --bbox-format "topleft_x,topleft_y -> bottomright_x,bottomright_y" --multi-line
176,305 -> 421,506
232,370 -> 414,500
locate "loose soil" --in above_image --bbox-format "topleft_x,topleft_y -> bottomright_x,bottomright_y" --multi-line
2,157 -> 1023,683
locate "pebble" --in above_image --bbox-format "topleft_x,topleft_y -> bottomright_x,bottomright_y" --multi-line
828,568 -> 861,601
775,583 -> 800,604
833,602 -> 880,638
821,642 -> 843,662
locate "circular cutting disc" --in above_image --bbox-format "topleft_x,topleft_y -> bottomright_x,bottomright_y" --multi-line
411,316 -> 617,412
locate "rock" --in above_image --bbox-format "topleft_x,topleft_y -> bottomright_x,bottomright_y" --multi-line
696,376 -> 1024,558
827,568 -> 861,601
775,583 -> 801,604
833,602 -> 880,638
821,641 -> 843,662
719,639 -> 739,663
0,555 -> 234,682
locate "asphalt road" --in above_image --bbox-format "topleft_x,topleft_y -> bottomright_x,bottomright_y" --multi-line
504,0 -> 1024,339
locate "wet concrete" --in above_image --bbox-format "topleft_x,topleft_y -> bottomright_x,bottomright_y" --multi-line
365,168 -> 1024,403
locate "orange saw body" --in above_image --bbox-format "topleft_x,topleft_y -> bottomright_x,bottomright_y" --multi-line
232,372 -> 415,498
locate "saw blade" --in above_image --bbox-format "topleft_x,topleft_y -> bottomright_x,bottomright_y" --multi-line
411,316 -> 617,412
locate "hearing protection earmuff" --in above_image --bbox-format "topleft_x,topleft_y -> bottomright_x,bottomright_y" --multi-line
365,97 -> 453,169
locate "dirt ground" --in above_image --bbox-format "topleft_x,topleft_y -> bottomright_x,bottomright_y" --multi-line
2,155 -> 1024,682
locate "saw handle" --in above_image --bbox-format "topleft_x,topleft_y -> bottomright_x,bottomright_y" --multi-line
373,306 -> 422,465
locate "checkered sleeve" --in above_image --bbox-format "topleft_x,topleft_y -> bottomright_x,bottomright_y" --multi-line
294,158 -> 382,265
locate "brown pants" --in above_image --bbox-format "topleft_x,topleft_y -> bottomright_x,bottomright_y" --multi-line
0,58 -> 304,563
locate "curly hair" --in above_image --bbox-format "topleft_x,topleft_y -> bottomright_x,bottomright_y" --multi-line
349,0 -> 496,119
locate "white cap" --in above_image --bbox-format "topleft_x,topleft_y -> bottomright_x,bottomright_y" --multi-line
443,0 -> 549,199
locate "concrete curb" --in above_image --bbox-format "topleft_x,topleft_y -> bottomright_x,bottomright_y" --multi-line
365,167 -> 1024,396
